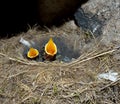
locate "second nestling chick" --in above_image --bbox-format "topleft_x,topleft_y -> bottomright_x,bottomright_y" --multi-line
20,37 -> 42,61
44,38 -> 57,61
27,47 -> 39,59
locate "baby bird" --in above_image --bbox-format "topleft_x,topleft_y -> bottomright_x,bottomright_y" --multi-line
20,37 -> 58,62
20,38 -> 41,61
27,47 -> 39,59
44,38 -> 57,61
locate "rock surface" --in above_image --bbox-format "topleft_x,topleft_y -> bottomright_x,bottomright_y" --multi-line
74,8 -> 103,37
81,0 -> 120,46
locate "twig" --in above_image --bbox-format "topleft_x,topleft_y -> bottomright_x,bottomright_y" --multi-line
0,93 -> 13,98
0,52 -> 65,67
1,46 -> 120,67
0,52 -> 46,66
62,87 -> 88,98
65,48 -> 117,67
7,70 -> 29,79
21,95 -> 37,103
99,78 -> 120,91
39,85 -> 50,101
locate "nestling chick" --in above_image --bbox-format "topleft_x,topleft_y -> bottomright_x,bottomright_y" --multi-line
44,38 -> 57,61
20,37 -> 42,61
27,47 -> 39,59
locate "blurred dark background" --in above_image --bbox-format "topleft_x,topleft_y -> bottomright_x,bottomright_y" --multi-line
0,0 -> 39,38
0,0 -> 89,38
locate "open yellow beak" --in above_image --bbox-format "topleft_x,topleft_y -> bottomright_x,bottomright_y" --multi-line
27,48 -> 39,58
45,38 -> 57,56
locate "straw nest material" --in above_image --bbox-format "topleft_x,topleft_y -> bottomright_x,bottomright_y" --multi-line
0,24 -> 120,104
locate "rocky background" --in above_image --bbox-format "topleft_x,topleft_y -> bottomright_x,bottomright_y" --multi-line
81,0 -> 120,46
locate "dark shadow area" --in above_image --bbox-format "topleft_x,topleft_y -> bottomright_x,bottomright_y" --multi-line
38,0 -> 89,27
0,0 -> 89,38
0,0 -> 39,38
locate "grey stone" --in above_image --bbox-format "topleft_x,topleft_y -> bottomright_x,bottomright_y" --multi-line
81,0 -> 120,46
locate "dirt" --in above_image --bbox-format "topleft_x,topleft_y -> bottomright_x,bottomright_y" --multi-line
0,0 -> 120,104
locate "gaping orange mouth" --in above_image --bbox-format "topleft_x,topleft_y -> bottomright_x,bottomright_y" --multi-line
45,38 -> 57,56
27,47 -> 39,58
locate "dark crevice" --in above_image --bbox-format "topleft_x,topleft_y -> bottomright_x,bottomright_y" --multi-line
0,0 -> 89,38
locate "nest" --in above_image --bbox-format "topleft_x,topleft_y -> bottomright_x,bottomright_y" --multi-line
0,25 -> 120,104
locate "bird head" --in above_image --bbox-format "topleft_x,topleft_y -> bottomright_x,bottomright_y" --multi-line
27,47 -> 39,59
45,38 -> 57,57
